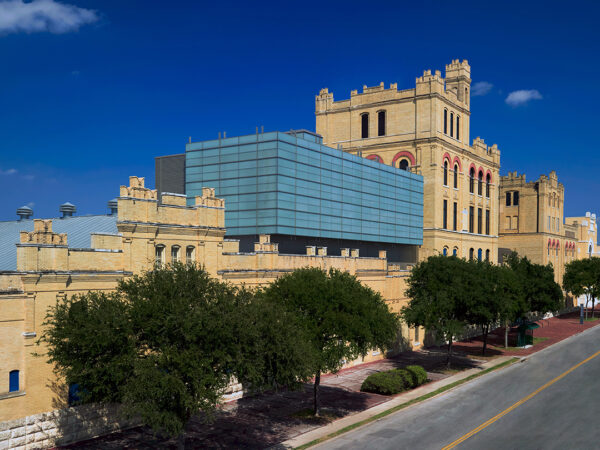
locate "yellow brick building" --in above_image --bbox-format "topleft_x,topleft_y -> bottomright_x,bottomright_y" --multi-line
498,170 -> 598,292
315,59 -> 500,262
0,177 -> 415,422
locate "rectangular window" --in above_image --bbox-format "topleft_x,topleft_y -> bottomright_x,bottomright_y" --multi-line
513,191 -> 519,206
506,216 -> 511,229
453,202 -> 458,231
456,116 -> 460,140
486,209 -> 490,235
378,111 -> 386,136
361,114 -> 369,139
9,370 -> 19,393
155,246 -> 164,266
477,208 -> 482,234
171,246 -> 180,263
469,206 -> 474,233
513,216 -> 518,230
548,216 -> 551,231
443,200 -> 448,229
186,246 -> 195,264
506,192 -> 511,206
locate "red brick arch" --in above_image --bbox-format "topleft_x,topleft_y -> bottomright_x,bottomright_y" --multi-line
392,151 -> 416,168
485,169 -> 493,183
452,156 -> 462,172
366,154 -> 384,163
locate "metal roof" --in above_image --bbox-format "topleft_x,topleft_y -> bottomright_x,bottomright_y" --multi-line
0,215 -> 118,271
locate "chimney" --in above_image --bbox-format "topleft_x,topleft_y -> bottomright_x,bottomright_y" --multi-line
59,202 -> 76,218
16,205 -> 33,221
107,199 -> 118,216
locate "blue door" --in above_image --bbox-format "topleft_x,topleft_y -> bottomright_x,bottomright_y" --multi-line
9,370 -> 19,392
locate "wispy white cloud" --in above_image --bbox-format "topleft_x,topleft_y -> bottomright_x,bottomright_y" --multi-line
0,0 -> 98,35
22,174 -> 35,181
471,81 -> 493,96
0,167 -> 17,175
505,89 -> 543,107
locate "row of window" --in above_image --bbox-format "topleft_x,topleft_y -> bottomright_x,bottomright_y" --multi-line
441,247 -> 491,261
506,216 -> 519,230
549,193 -> 560,208
155,245 -> 196,265
443,163 -> 492,198
443,109 -> 461,140
548,216 -> 560,232
361,110 -> 386,138
442,201 -> 491,235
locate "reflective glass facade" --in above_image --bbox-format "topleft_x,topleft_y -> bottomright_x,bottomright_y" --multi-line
186,131 -> 423,245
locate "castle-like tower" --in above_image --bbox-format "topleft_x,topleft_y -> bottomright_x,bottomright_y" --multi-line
315,60 -> 500,261
499,170 -> 598,289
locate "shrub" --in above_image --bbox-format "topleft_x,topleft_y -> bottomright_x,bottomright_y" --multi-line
405,365 -> 428,386
360,365 -> 428,395
361,369 -> 411,395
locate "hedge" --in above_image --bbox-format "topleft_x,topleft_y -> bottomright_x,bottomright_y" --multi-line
360,365 -> 428,395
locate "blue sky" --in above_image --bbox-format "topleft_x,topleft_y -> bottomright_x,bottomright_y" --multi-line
0,0 -> 598,220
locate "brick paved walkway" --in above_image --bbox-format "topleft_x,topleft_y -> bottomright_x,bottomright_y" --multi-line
450,310 -> 600,357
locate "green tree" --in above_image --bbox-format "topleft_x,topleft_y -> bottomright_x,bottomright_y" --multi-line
261,267 -> 399,416
464,261 -> 522,355
505,252 -> 563,315
402,255 -> 469,366
563,257 -> 600,319
38,291 -> 135,405
40,264 -> 313,449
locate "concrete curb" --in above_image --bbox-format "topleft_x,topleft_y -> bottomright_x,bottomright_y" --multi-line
278,355 -> 515,449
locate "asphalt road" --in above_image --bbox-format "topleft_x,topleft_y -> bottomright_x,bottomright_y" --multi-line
317,325 -> 600,450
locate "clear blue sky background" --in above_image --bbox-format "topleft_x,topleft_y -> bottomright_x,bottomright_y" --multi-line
0,0 -> 598,220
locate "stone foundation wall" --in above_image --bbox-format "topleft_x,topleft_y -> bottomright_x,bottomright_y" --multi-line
0,404 -> 137,449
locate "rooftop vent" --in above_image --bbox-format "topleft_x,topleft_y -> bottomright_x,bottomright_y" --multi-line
16,205 -> 33,221
59,202 -> 76,218
108,198 -> 118,215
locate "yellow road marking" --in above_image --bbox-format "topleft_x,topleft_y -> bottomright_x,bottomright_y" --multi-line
442,349 -> 600,450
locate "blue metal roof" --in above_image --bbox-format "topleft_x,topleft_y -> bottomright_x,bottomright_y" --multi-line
0,215 -> 118,271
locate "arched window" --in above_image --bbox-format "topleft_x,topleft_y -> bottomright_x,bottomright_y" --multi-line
186,246 -> 195,264
378,110 -> 386,136
469,248 -> 474,260
399,159 -> 409,171
456,116 -> 460,140
450,113 -> 454,138
155,245 -> 165,266
171,245 -> 180,263
443,109 -> 448,134
453,247 -> 458,256
477,248 -> 483,261
513,191 -> 519,206
485,173 -> 491,198
443,247 -> 448,256
465,88 -> 469,105
9,370 -> 19,392
361,113 -> 369,139
478,170 -> 483,196
454,164 -> 459,188
469,167 -> 475,193
485,249 -> 490,261
443,161 -> 448,186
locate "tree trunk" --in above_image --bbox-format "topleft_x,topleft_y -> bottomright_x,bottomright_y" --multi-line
446,337 -> 453,368
482,325 -> 489,356
505,320 -> 509,349
177,433 -> 185,450
592,297 -> 596,319
313,371 -> 321,417
586,296 -> 590,320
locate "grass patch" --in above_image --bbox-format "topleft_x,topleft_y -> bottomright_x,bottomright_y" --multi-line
584,317 -> 599,322
294,358 -> 518,450
533,337 -> 549,344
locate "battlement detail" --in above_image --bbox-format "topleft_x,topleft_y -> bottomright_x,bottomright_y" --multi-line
19,219 -> 67,246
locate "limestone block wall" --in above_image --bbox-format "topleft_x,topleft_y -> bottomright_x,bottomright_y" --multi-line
0,404 -> 138,450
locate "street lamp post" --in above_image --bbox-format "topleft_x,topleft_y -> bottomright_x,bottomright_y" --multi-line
580,303 -> 584,325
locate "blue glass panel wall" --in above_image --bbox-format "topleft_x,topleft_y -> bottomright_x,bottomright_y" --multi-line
185,131 -> 423,245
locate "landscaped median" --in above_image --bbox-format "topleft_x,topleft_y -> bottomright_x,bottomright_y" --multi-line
283,356 -> 517,450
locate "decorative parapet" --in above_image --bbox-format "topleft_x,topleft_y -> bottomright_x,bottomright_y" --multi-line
19,220 -> 66,246
119,176 -> 157,200
254,235 -> 279,253
195,187 -> 225,208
